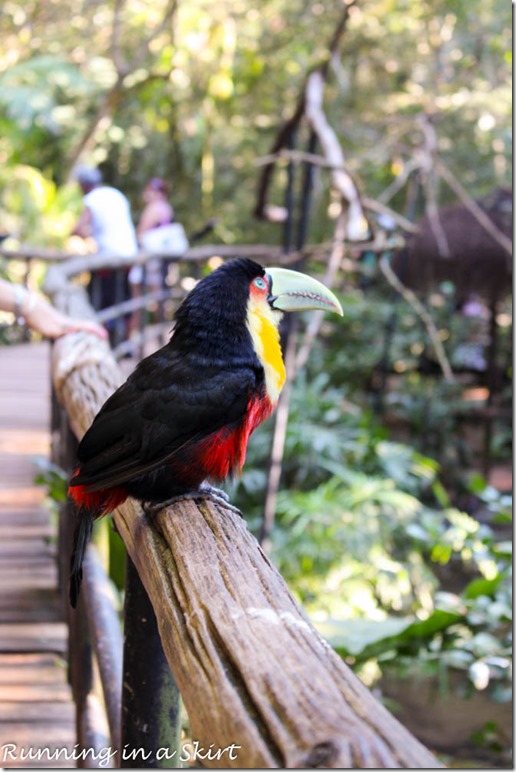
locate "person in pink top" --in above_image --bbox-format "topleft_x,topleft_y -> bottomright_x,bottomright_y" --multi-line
137,177 -> 175,241
128,178 -> 176,332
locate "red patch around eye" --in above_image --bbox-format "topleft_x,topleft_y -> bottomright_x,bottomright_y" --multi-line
249,276 -> 268,298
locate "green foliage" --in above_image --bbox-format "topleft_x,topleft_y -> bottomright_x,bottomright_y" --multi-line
0,165 -> 82,246
233,289 -> 511,700
245,414 -> 511,696
0,55 -> 97,131
316,608 -> 463,662
0,54 -> 98,174
471,721 -> 511,756
31,456 -> 68,526
306,281 -> 512,476
0,0 -> 511,241
398,484 -> 512,699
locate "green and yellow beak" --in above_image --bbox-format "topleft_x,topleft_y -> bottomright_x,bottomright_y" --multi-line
266,267 -> 343,316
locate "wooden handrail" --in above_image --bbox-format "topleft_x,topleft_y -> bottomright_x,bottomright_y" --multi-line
1,243 -> 283,269
48,277 -> 443,768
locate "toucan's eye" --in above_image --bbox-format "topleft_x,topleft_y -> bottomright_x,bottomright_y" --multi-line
253,276 -> 267,291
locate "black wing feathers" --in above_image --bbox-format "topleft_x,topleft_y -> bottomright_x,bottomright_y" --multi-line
71,347 -> 261,491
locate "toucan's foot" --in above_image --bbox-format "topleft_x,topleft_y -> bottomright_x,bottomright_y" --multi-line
143,493 -> 197,516
199,482 -> 230,502
142,484 -> 242,517
197,483 -> 243,516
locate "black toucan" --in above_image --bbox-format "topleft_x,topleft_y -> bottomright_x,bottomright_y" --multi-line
68,258 -> 343,606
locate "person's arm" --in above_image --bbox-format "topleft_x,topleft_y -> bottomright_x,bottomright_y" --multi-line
136,201 -> 174,240
0,279 -> 107,340
136,202 -> 161,240
72,206 -> 93,239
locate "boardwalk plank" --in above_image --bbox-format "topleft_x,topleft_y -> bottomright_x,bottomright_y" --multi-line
0,524 -> 54,538
0,683 -> 71,702
0,343 -> 75,767
0,653 -> 66,678
0,610 -> 61,625
0,702 -> 73,723
0,624 -> 67,654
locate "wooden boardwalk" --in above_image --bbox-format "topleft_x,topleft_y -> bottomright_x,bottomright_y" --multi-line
0,343 -> 75,769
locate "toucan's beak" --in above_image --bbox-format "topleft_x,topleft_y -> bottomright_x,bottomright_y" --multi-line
266,267 -> 343,316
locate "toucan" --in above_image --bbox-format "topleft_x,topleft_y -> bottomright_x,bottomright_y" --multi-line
68,257 -> 343,606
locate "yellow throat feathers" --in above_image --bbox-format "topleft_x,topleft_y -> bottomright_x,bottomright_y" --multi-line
246,299 -> 286,405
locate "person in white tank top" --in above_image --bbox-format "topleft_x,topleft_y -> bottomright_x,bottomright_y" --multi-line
72,166 -> 138,318
83,186 -> 138,257
73,166 -> 138,258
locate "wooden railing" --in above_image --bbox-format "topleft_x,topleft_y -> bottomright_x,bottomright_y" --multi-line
34,251 -> 443,769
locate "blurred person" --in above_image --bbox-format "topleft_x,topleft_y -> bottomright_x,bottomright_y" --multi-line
128,177 -> 176,333
0,278 -> 107,340
137,177 -> 175,241
72,166 -> 138,311
129,177 -> 175,289
455,293 -> 490,371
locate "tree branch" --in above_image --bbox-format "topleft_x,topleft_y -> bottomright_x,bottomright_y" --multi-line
254,1 -> 356,223
294,211 -> 347,374
436,161 -> 513,257
418,115 -> 451,258
67,0 -> 179,173
379,254 -> 455,382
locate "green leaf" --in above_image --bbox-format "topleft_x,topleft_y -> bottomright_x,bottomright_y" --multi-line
492,540 -> 512,557
468,472 -> 488,494
405,609 -> 464,640
464,576 -> 502,600
314,608 -> 463,661
314,616 -> 412,657
432,479 -> 451,508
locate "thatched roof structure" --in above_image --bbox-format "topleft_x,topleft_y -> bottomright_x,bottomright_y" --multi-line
392,187 -> 512,304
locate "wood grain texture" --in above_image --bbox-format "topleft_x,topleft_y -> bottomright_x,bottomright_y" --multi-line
50,289 -> 443,769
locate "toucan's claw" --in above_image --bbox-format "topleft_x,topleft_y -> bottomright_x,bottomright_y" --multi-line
142,484 -> 243,518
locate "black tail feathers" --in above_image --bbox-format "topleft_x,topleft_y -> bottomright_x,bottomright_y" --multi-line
69,511 -> 94,608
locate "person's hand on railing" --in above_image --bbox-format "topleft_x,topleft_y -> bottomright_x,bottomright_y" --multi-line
0,278 -> 108,341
